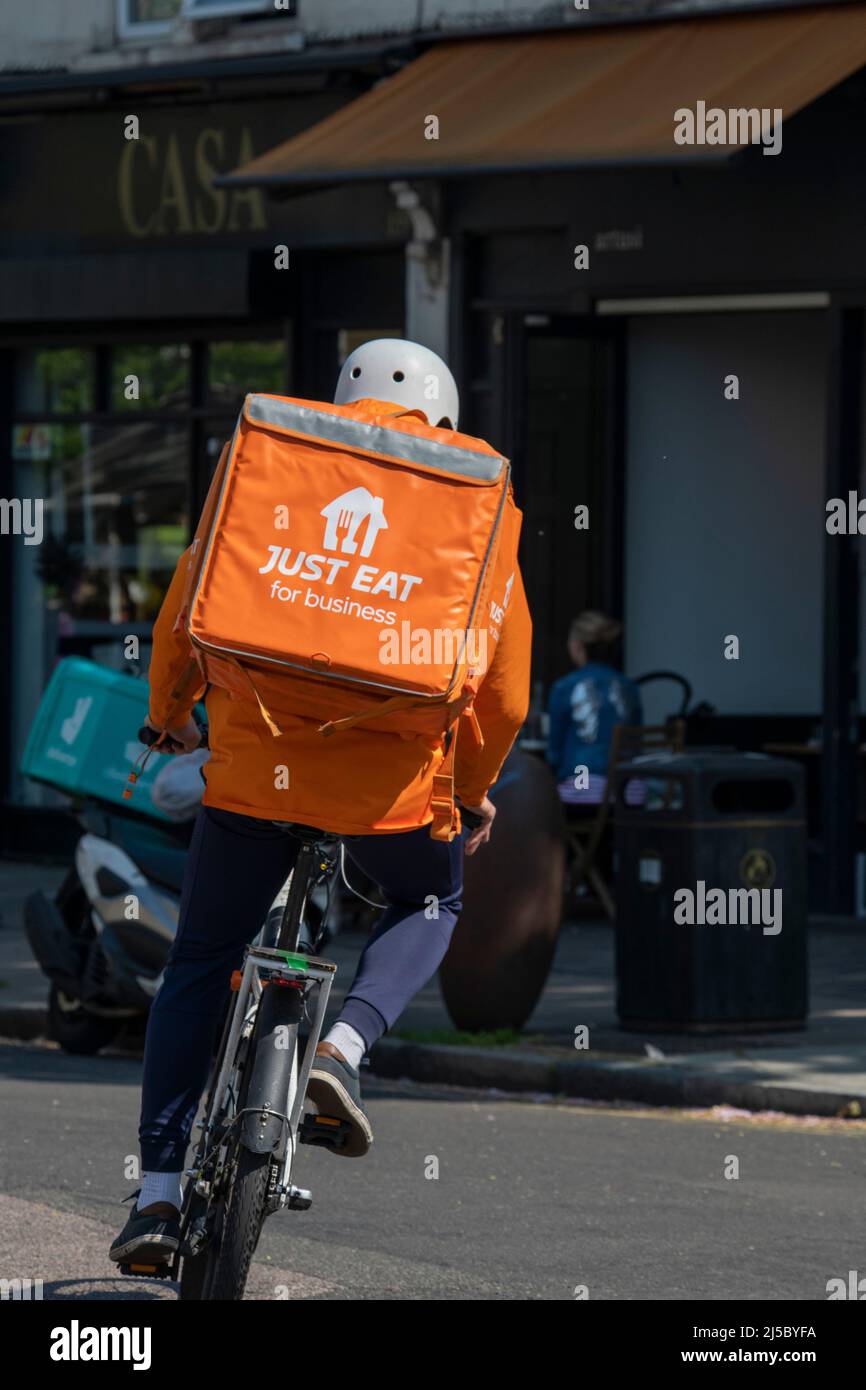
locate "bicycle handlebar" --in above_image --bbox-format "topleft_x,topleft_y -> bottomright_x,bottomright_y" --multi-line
138,721 -> 209,751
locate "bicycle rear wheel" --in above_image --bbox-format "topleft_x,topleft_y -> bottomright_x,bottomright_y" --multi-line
203,1145 -> 271,1300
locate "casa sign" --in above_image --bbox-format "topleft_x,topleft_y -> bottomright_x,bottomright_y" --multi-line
117,126 -> 268,238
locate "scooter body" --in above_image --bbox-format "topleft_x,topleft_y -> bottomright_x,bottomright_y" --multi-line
25,796 -> 333,1054
25,800 -> 188,1053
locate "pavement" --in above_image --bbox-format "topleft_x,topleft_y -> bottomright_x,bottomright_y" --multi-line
2,857 -> 866,1118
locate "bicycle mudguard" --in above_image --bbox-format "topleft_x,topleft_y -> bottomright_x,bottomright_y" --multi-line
241,983 -> 303,1155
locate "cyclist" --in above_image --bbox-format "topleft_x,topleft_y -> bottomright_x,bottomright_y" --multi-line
110,339 -> 531,1269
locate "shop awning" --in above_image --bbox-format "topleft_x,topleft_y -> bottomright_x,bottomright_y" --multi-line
220,5 -> 866,188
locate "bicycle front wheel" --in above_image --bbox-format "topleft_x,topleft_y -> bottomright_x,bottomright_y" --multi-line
179,1000 -> 261,1301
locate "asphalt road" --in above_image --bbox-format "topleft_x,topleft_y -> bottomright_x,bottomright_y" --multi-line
0,1038 -> 863,1301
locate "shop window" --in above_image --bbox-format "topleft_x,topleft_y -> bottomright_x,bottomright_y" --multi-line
11,416 -> 189,800
14,421 -> 188,628
207,339 -> 288,408
15,348 -> 95,414
10,331 -> 292,807
111,344 -> 191,412
180,0 -> 289,19
117,0 -> 181,38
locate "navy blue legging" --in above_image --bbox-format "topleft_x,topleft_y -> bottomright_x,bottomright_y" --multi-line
139,805 -> 464,1172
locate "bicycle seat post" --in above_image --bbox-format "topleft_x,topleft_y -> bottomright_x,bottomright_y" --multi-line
267,821 -> 340,954
275,836 -> 317,953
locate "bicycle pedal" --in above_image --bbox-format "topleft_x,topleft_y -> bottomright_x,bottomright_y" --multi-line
299,1113 -> 352,1149
118,1261 -> 174,1280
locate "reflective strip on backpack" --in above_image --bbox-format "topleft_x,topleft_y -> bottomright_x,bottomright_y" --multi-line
245,395 -> 506,482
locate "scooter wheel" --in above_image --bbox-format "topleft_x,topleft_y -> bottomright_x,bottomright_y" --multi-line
47,983 -> 122,1055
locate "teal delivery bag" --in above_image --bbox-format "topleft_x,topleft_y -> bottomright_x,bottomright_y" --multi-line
21,657 -> 174,821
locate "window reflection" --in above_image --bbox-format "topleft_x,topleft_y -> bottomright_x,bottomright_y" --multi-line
16,422 -> 187,627
111,344 -> 191,412
207,340 -> 287,408
126,0 -> 181,23
14,348 -> 95,414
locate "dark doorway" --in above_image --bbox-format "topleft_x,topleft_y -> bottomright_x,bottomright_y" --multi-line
473,312 -> 625,697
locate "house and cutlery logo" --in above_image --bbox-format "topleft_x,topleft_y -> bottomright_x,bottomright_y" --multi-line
320,487 -> 388,557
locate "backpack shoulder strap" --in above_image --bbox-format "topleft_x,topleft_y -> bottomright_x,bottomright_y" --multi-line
173,438 -> 232,633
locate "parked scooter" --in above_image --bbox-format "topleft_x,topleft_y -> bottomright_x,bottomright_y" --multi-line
24,764 -> 340,1057
24,791 -> 191,1054
20,656 -> 363,1054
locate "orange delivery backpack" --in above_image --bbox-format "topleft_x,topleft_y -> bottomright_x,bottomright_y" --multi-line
165,393 -> 517,840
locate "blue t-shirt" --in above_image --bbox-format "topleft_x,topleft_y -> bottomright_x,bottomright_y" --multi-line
546,663 -> 643,782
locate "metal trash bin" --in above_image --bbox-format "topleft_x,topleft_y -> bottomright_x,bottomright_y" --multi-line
612,752 -> 807,1033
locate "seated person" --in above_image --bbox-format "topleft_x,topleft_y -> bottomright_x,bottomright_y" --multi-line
546,611 -> 642,804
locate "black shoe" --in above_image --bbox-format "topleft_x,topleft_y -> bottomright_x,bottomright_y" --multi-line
109,1191 -> 181,1267
307,1043 -> 374,1158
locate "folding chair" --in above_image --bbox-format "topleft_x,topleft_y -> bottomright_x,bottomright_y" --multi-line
564,719 -> 685,920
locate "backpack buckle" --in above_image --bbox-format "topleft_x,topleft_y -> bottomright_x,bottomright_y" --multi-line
430,771 -> 458,841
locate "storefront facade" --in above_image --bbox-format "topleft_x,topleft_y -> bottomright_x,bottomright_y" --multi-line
441,62 -> 866,911
5,3 -> 866,913
0,69 -> 407,839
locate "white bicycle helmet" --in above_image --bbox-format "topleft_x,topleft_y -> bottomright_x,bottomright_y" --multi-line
334,338 -> 460,430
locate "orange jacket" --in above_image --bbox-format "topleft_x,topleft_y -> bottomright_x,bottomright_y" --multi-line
147,400 -> 532,835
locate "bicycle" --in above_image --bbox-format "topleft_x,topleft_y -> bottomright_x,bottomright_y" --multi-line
121,726 -> 483,1298
117,816 -> 348,1300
